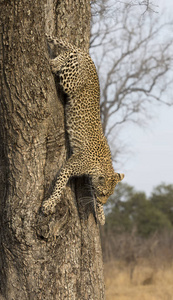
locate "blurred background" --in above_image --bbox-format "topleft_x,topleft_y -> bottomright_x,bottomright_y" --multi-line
90,1 -> 173,299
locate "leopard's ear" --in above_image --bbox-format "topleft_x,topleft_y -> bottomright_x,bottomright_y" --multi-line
114,173 -> 125,182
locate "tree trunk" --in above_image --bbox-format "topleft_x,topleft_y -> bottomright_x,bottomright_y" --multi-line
0,1 -> 105,299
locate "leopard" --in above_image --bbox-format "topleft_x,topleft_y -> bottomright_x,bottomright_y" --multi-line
42,36 -> 124,225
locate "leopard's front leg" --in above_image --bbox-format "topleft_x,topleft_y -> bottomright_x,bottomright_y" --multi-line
41,153 -> 90,216
42,169 -> 70,215
96,202 -> 105,225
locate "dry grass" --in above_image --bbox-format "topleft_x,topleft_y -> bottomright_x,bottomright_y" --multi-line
101,230 -> 173,299
104,260 -> 173,300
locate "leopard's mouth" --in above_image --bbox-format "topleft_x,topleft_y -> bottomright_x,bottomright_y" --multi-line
94,193 -> 108,205
93,192 -> 102,205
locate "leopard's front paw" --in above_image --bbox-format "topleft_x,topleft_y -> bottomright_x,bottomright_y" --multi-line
42,199 -> 57,216
50,57 -> 63,74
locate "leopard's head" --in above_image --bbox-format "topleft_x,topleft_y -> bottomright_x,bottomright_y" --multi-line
91,172 -> 124,205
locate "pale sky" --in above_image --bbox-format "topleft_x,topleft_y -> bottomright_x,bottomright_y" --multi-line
119,105 -> 173,196
116,0 -> 173,196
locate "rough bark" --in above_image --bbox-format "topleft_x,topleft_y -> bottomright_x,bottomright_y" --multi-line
0,0 -> 105,299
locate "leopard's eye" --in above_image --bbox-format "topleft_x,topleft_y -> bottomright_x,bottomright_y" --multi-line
98,176 -> 105,185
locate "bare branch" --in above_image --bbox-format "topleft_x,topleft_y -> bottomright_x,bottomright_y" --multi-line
118,0 -> 159,14
90,1 -> 173,158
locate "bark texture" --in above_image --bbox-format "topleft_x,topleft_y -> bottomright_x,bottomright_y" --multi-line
0,0 -> 105,299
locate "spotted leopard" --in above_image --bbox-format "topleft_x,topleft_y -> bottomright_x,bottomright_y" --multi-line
42,36 -> 124,225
